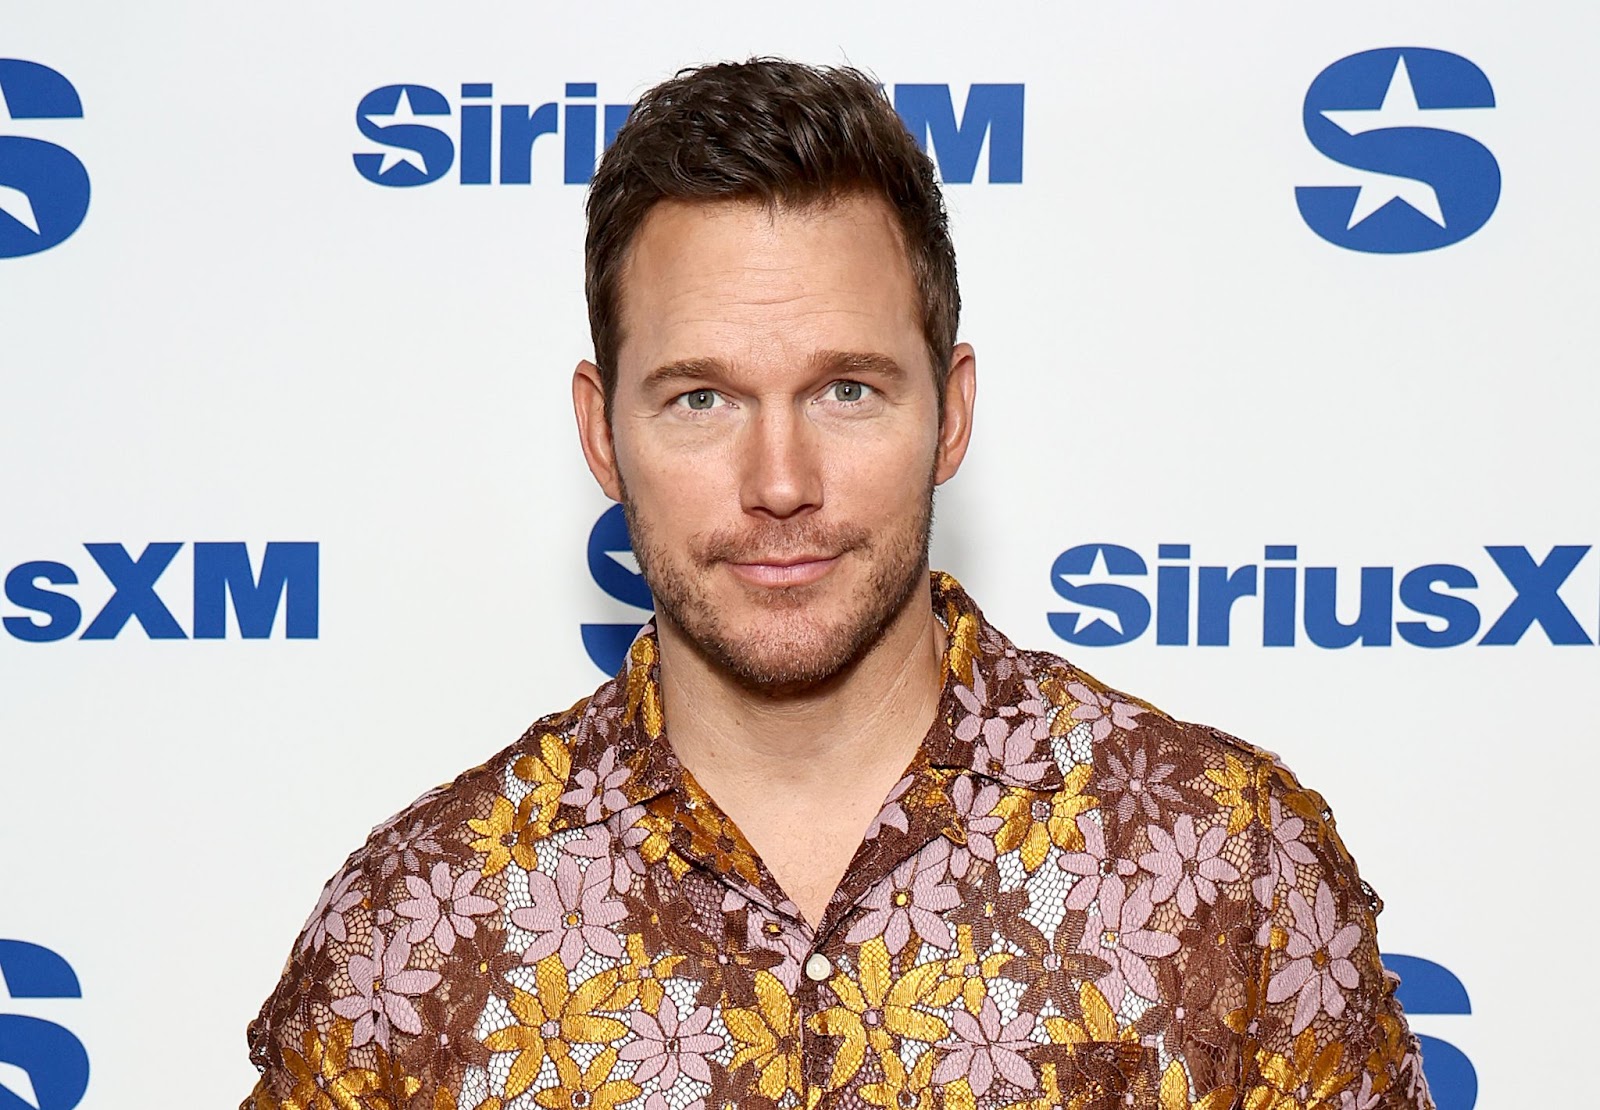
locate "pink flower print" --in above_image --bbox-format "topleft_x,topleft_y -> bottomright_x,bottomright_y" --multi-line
511,855 -> 626,969
1138,815 -> 1241,917
931,996 -> 1037,1097
331,929 -> 441,1049
1058,814 -> 1137,912
1099,744 -> 1185,826
1340,1073 -> 1382,1110
847,839 -> 959,954
977,719 -> 1051,785
1254,795 -> 1320,905
569,805 -> 650,894
864,773 -> 915,840
372,816 -> 446,881
1266,880 -> 1362,1034
742,902 -> 809,992
618,994 -> 722,1089
559,744 -> 631,823
299,868 -> 363,953
1076,876 -> 1180,1009
1066,682 -> 1144,741
948,775 -> 1003,879
1399,1042 -> 1430,1103
955,674 -> 1051,784
395,860 -> 497,956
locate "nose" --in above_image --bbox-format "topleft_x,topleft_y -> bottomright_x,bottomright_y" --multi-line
738,400 -> 823,520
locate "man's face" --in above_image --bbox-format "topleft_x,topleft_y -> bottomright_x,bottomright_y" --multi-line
577,194 -> 971,690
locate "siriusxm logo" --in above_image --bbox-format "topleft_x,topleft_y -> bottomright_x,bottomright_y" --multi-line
2,542 -> 319,642
1050,543 -> 1596,648
0,940 -> 89,1110
582,505 -> 651,675
355,81 -> 1024,187
0,60 -> 90,258
1297,47 -> 1499,253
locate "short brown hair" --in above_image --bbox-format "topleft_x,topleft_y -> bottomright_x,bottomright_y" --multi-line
584,58 -> 959,413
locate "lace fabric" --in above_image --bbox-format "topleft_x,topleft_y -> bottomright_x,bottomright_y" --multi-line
243,572 -> 1432,1110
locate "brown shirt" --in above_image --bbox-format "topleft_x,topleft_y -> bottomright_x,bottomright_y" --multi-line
243,572 -> 1433,1110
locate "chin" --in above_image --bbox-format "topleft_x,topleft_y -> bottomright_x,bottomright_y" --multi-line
712,634 -> 867,692
689,594 -> 903,692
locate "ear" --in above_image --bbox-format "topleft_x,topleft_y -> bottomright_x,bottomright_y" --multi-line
572,359 -> 623,501
933,342 -> 977,485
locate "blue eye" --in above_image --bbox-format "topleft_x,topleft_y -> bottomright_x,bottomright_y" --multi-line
678,389 -> 720,411
830,381 -> 871,403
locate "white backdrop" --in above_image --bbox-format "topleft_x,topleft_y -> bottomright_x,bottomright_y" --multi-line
4,3 -> 1595,1107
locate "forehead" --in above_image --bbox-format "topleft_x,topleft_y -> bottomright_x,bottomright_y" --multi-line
612,194 -> 923,379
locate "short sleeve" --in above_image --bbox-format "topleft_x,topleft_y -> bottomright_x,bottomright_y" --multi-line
1243,757 -> 1434,1110
241,851 -> 398,1110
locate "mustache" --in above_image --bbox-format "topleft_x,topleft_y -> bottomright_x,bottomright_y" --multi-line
694,519 -> 872,566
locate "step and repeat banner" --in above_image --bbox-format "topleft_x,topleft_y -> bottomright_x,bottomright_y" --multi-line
3,2 -> 1594,1107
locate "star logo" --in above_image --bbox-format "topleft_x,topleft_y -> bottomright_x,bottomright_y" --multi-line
359,87 -> 434,177
1056,546 -> 1129,639
1048,542 -> 1151,647
0,57 -> 91,258
1296,47 -> 1500,253
0,1061 -> 39,1110
0,79 -> 42,235
604,549 -> 641,578
1318,54 -> 1492,230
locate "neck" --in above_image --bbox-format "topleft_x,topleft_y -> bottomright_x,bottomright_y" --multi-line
655,579 -> 947,796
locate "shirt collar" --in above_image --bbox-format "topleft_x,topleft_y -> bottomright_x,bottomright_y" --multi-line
553,570 -> 1064,832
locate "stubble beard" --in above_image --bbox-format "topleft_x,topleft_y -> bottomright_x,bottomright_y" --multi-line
620,478 -> 936,694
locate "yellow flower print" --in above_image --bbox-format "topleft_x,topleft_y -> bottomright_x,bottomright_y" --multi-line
861,1047 -> 935,1110
1040,675 -> 1079,739
926,924 -> 1013,1014
631,805 -> 676,867
670,772 -> 764,888
481,955 -> 626,1099
809,937 -> 950,1089
725,969 -> 803,1101
942,1077 -> 978,1110
623,635 -> 663,739
1244,1028 -> 1355,1110
945,604 -> 982,688
467,795 -> 541,877
509,733 -> 573,835
1041,981 -> 1135,1047
1206,752 -> 1268,837
599,931 -> 685,1013
282,1019 -> 384,1110
532,1047 -> 641,1110
993,763 -> 1098,870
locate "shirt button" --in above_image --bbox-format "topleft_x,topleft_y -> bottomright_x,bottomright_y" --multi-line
804,953 -> 832,982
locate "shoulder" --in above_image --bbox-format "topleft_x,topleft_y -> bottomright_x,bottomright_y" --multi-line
356,691 -> 591,887
1022,648 -> 1373,897
1024,647 -> 1280,800
245,692 -> 595,1090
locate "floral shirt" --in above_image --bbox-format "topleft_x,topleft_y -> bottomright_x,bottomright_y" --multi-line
243,573 -> 1432,1110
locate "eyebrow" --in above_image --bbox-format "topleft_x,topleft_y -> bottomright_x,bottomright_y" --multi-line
640,357 -> 727,393
814,350 -> 907,381
640,350 -> 906,393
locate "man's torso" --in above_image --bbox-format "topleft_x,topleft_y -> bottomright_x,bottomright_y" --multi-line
243,574 -> 1431,1110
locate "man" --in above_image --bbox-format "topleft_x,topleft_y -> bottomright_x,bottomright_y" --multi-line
244,59 -> 1432,1110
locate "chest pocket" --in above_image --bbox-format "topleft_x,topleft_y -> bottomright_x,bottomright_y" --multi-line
934,1041 -> 1161,1110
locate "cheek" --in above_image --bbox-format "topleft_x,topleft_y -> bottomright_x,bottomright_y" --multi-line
617,432 -> 738,525
824,427 -> 937,500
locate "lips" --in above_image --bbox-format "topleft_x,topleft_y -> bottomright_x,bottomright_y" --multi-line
725,555 -> 839,588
